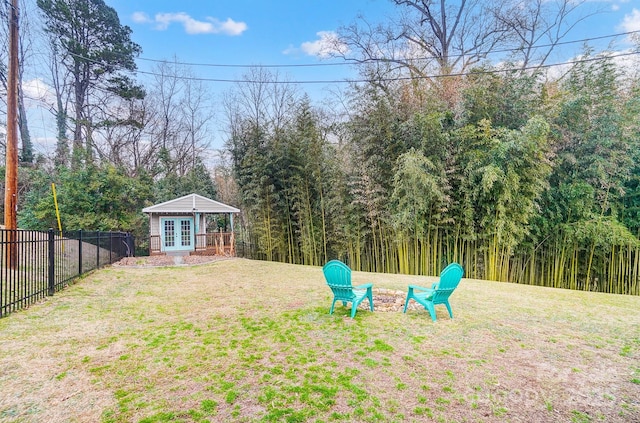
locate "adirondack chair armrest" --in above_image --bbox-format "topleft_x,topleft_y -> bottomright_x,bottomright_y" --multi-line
354,283 -> 373,290
407,284 -> 434,293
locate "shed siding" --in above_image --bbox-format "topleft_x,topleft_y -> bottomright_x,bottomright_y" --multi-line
172,196 -> 195,210
151,215 -> 160,237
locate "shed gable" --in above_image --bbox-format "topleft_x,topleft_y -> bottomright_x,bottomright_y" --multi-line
142,193 -> 240,214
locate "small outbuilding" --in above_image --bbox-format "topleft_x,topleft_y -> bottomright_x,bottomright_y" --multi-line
142,193 -> 240,256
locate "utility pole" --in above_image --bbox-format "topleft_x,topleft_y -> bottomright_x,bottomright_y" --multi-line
4,0 -> 19,268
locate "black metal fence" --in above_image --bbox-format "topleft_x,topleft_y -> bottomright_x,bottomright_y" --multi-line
0,229 -> 133,318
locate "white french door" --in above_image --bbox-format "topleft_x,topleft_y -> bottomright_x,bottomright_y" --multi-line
161,218 -> 194,252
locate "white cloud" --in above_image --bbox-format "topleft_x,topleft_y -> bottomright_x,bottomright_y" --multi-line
22,78 -> 55,107
135,11 -> 247,36
284,31 -> 349,58
132,12 -> 151,24
619,8 -> 640,33
213,18 -> 247,36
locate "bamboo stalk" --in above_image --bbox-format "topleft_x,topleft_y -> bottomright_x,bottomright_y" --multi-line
631,247 -> 640,295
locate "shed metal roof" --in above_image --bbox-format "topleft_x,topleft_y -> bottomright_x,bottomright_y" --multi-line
142,193 -> 240,214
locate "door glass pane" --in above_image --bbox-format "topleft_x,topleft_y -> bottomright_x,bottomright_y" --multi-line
164,220 -> 175,247
181,220 -> 191,246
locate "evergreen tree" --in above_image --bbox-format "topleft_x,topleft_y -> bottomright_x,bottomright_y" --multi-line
18,164 -> 152,239
37,0 -> 143,166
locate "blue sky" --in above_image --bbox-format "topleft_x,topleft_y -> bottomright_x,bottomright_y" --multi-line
106,0 -> 398,104
109,0 -> 640,81
111,0 -> 392,75
22,0 -> 640,156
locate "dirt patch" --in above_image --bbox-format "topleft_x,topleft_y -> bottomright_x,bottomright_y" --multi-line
112,255 -> 232,267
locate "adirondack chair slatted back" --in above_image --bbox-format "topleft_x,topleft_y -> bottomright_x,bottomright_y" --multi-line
404,262 -> 464,320
323,260 -> 355,301
323,260 -> 374,318
431,263 -> 464,305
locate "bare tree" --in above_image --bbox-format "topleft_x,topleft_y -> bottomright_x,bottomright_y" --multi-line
337,1 -> 507,77
140,59 -> 215,178
176,71 -> 213,176
223,66 -> 300,141
46,36 -> 72,168
153,60 -> 183,152
336,0 -> 597,107
231,67 -> 271,135
0,0 -> 36,164
394,0 -> 508,73
496,0 -> 595,70
334,1 -> 508,108
91,83 -> 147,174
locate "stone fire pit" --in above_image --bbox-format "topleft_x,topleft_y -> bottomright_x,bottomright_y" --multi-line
358,288 -> 422,313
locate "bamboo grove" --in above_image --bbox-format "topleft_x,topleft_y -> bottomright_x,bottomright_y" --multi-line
225,52 -> 640,296
9,0 -> 639,295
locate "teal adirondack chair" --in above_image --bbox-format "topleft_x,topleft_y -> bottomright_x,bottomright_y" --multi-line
323,260 -> 374,318
403,263 -> 464,321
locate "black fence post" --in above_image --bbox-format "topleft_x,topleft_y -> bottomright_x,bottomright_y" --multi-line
48,228 -> 55,296
109,232 -> 113,264
127,233 -> 134,257
78,230 -> 83,275
96,231 -> 100,268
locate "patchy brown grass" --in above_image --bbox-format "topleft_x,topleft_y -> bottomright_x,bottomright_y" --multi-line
0,258 -> 638,423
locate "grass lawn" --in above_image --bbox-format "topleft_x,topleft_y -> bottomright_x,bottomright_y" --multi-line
0,258 -> 639,422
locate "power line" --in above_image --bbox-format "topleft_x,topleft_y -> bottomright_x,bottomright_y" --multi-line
130,50 -> 640,85
133,29 -> 640,69
64,34 -> 640,86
